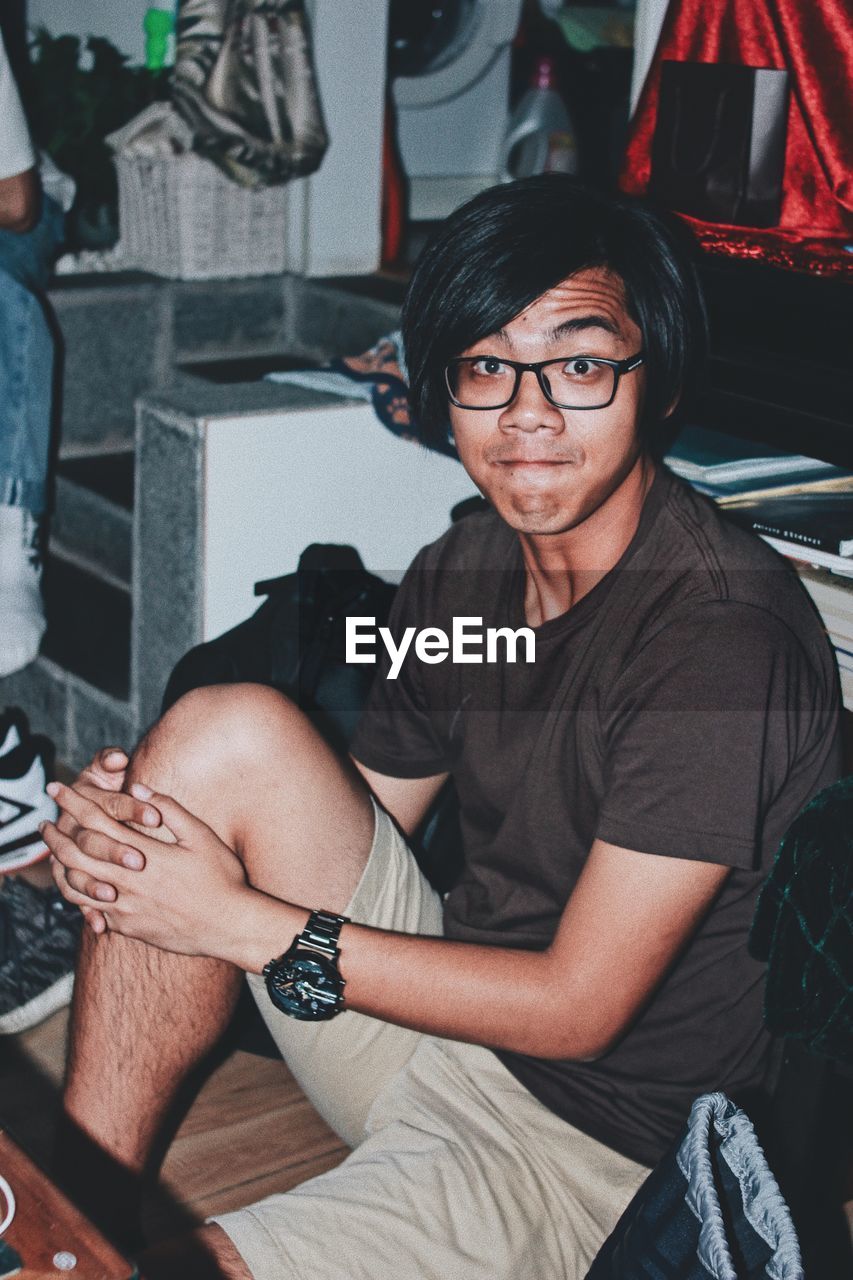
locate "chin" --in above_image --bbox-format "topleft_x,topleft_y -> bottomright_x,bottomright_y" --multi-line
494,493 -> 585,536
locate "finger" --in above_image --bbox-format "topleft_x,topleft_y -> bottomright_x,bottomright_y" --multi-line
50,855 -> 106,936
42,814 -> 77,858
76,825 -> 146,872
43,818 -> 144,874
41,821 -> 136,893
78,748 -> 128,794
75,783 -> 161,832
100,747 -> 128,772
65,865 -> 117,903
53,806 -> 76,834
45,780 -> 127,841
80,904 -> 108,934
140,790 -> 212,845
49,849 -> 105,911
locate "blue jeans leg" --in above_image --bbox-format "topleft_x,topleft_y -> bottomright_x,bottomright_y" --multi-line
0,195 -> 65,515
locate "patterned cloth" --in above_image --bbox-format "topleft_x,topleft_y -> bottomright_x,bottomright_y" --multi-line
586,1092 -> 803,1279
749,775 -> 853,1064
267,331 -> 458,460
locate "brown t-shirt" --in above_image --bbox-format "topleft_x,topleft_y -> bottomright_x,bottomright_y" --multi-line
350,467 -> 841,1166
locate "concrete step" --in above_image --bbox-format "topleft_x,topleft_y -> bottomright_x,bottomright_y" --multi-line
6,272 -> 403,771
53,452 -> 134,585
0,538 -> 134,772
178,351 -> 322,385
0,655 -> 134,775
50,275 -> 169,453
48,272 -> 301,452
41,547 -> 131,701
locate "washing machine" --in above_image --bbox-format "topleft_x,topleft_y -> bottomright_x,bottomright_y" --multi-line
390,0 -> 524,221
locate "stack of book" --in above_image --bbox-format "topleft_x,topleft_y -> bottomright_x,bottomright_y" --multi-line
798,569 -> 853,708
666,427 -> 853,709
665,426 -> 853,576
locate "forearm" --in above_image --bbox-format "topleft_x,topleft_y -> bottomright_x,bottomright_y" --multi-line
225,887 -> 596,1061
0,168 -> 39,232
47,784 -> 720,1066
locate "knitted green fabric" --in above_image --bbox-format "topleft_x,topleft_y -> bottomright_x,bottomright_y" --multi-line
749,775 -> 853,1064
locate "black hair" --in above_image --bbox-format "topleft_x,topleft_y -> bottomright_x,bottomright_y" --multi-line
402,176 -> 708,458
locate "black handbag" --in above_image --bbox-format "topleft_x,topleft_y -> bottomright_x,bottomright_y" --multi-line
649,61 -> 789,228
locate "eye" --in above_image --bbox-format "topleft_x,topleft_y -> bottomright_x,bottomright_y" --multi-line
472,356 -> 509,376
564,358 -> 596,378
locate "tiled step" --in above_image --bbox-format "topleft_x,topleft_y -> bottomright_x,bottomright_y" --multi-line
11,272 -> 404,773
0,656 -> 134,774
179,351 -> 322,385
41,549 -> 131,701
53,452 -> 134,585
50,276 -> 169,453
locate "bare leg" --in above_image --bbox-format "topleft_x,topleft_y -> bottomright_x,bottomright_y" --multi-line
60,685 -> 374,1235
136,1224 -> 251,1280
13,859 -> 54,889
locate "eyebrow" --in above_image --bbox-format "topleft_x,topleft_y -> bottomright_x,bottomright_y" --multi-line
491,315 -> 622,348
548,316 -> 621,340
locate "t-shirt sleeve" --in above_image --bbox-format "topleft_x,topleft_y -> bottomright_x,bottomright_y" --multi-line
596,603 -> 826,870
349,555 -> 451,779
0,32 -> 36,181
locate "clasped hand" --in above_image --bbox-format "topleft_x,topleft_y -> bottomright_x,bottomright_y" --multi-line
42,751 -> 249,958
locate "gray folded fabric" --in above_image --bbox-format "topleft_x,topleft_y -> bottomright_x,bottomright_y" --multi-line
173,0 -> 328,187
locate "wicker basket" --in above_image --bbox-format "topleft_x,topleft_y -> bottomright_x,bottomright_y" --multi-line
114,149 -> 291,280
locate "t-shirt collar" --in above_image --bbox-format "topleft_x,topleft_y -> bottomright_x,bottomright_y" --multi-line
504,464 -> 672,640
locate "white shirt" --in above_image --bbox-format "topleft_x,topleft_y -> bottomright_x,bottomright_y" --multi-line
0,29 -> 36,181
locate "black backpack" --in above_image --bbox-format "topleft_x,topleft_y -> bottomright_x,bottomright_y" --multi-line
163,542 -> 463,894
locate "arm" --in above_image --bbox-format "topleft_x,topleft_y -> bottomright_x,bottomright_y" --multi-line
0,166 -> 39,232
235,835 -> 729,1060
350,757 -> 447,837
44,784 -> 728,1062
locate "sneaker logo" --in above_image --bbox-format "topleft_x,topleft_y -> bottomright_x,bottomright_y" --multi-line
0,794 -> 35,828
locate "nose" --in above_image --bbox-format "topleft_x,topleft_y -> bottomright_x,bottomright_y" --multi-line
497,367 -> 565,434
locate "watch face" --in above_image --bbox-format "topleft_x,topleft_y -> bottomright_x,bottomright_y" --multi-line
265,952 -> 345,1020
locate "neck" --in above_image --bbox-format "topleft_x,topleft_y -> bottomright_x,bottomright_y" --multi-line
520,455 -> 656,626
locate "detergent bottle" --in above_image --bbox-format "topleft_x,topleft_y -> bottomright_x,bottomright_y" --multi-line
501,54 -> 578,180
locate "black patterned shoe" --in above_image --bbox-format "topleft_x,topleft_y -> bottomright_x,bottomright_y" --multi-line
0,742 -> 58,872
0,877 -> 82,1034
0,708 -> 25,757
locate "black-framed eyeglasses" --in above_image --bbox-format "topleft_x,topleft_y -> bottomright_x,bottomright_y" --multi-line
445,352 -> 645,412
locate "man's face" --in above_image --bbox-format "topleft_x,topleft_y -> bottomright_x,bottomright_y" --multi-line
447,269 -> 648,541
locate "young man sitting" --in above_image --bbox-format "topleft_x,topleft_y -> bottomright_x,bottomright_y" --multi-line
43,177 -> 840,1280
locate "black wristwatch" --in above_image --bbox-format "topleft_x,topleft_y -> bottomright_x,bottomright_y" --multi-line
263,910 -> 349,1021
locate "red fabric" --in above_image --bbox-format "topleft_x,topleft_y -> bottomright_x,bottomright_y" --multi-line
621,0 -> 853,274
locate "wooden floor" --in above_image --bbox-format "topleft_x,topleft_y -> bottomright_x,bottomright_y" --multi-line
0,1005 -> 348,1244
3,1000 -> 853,1271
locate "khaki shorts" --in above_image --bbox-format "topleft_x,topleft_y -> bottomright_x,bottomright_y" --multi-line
212,802 -> 649,1279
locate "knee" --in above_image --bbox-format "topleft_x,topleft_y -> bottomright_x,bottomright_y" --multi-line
133,683 -> 307,787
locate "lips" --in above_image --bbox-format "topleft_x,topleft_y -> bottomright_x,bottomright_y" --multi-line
494,458 -> 574,466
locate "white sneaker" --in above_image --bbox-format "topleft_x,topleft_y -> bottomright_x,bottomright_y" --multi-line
0,506 -> 47,679
0,745 -> 58,873
0,714 -> 23,758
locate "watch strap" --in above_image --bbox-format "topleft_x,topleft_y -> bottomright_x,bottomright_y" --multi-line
295,909 -> 349,959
